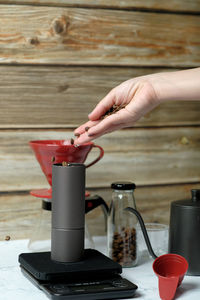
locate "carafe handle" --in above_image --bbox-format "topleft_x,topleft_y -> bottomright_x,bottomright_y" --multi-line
85,195 -> 108,231
125,207 -> 157,259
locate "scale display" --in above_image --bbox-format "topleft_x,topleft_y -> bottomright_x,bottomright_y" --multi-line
21,267 -> 137,300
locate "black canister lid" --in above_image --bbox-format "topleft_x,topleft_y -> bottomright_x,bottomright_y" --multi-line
111,182 -> 136,190
172,189 -> 200,209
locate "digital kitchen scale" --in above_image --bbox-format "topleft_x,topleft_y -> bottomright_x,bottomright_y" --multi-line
20,162 -> 138,299
19,249 -> 138,299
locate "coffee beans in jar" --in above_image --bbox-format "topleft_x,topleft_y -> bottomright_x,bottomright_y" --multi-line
111,227 -> 136,267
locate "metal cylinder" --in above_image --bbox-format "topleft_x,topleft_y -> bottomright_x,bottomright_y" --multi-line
169,190 -> 200,275
51,163 -> 85,262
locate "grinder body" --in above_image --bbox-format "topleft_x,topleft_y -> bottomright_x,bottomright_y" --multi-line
51,163 -> 85,262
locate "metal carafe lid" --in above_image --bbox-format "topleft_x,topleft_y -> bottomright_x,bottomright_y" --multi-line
172,189 -> 200,209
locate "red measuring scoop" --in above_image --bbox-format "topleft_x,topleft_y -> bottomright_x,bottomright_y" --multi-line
153,254 -> 188,300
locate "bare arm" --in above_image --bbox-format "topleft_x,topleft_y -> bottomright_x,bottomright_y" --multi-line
74,67 -> 200,145
152,67 -> 200,102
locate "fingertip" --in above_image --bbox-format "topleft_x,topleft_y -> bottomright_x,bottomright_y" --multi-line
74,132 -> 93,145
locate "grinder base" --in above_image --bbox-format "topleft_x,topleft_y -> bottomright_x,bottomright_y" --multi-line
19,249 -> 122,281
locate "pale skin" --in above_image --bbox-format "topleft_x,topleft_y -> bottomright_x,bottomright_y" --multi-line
74,68 -> 200,145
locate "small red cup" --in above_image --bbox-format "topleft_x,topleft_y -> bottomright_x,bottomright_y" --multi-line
153,254 -> 188,300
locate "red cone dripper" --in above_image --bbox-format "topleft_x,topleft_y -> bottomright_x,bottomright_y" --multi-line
153,254 -> 188,300
29,140 -> 104,198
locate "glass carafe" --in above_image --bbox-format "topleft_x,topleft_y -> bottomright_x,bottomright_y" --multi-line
28,199 -> 95,252
28,199 -> 51,252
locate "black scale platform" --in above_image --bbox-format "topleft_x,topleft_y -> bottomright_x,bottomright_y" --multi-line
19,249 -> 138,299
19,249 -> 121,281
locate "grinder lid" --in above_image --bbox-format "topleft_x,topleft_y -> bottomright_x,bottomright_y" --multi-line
172,189 -> 200,209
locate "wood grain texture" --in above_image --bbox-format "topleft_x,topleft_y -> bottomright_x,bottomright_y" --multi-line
1,65 -> 200,128
1,183 -> 200,240
0,6 -> 200,66
0,128 -> 199,192
0,0 -> 200,13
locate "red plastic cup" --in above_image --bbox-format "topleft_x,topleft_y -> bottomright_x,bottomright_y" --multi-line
153,254 -> 188,300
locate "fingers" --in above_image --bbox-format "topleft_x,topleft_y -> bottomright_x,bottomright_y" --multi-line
74,88 -> 119,144
74,131 -> 94,145
88,89 -> 116,121
74,119 -> 100,136
74,109 -> 132,144
74,122 -> 122,145
74,123 -> 122,145
73,78 -> 160,145
88,112 -> 125,136
74,119 -> 101,145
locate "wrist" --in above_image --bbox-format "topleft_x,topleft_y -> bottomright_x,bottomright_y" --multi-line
148,72 -> 179,103
149,68 -> 200,103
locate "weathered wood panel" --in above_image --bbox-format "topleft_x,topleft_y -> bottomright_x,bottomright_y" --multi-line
0,66 -> 200,128
0,6 -> 200,66
1,0 -> 200,13
0,128 -> 199,191
1,183 -> 200,240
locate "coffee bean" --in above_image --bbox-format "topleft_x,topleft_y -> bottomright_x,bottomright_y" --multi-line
51,156 -> 55,162
74,132 -> 80,138
101,104 -> 126,119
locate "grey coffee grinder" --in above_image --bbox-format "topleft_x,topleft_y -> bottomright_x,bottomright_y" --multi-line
19,163 -> 137,300
51,163 -> 85,262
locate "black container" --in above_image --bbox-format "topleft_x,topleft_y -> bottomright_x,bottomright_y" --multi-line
169,189 -> 200,275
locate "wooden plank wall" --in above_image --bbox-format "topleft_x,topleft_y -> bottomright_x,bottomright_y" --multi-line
0,1 -> 200,241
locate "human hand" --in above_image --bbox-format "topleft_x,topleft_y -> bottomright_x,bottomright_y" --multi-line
74,75 -> 160,144
74,67 -> 200,144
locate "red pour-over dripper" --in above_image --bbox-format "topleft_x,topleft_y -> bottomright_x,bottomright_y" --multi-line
29,140 -> 104,198
153,254 -> 188,300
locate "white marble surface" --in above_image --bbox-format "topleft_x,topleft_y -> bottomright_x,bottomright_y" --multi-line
0,237 -> 200,300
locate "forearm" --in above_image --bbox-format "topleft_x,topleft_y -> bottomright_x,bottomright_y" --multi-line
150,67 -> 200,103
